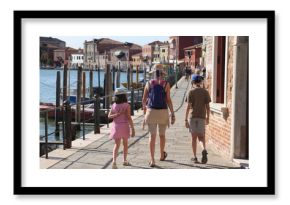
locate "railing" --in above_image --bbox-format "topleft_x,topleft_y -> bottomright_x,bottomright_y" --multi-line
40,106 -> 64,159
40,86 -> 144,159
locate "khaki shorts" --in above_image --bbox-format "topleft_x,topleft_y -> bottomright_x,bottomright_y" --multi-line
189,118 -> 205,135
147,123 -> 167,136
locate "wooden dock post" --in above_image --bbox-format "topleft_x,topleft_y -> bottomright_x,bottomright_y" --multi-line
62,64 -> 68,103
55,71 -> 61,136
94,94 -> 100,134
97,64 -> 101,89
127,64 -> 131,89
131,87 -> 134,116
136,65 -> 139,84
116,61 -> 121,88
76,65 -> 82,123
44,111 -> 48,159
105,64 -> 110,109
89,70 -> 93,99
112,65 -> 115,91
143,63 -> 147,83
82,71 -> 86,140
64,100 -> 72,149
105,64 -> 112,109
130,64 -> 133,87
103,71 -> 106,109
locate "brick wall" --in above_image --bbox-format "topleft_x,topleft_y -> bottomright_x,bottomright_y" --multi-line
204,36 -> 235,159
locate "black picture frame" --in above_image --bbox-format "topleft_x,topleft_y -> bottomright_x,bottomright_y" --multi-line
14,10 -> 275,195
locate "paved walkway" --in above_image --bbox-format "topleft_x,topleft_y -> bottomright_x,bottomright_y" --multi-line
40,77 -> 240,169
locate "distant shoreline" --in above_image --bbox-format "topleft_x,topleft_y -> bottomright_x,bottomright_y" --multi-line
40,67 -> 144,72
40,67 -> 97,71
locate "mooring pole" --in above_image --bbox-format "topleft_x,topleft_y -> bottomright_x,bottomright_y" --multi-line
55,71 -> 61,136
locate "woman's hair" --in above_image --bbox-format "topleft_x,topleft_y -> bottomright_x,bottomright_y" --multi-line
114,94 -> 128,104
156,69 -> 161,78
155,69 -> 165,78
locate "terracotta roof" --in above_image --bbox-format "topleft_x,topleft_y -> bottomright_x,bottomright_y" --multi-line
148,40 -> 163,45
98,38 -> 123,44
53,48 -> 65,52
40,43 -> 59,49
132,52 -> 142,57
128,43 -> 142,50
85,38 -> 123,45
110,45 -> 129,50
183,43 -> 203,50
110,43 -> 141,51
65,47 -> 78,51
40,36 -> 65,43
160,43 -> 169,47
70,49 -> 84,54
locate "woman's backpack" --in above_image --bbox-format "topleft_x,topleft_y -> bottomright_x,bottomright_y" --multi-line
148,79 -> 168,109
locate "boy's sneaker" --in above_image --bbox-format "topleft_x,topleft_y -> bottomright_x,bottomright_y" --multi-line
201,150 -> 208,164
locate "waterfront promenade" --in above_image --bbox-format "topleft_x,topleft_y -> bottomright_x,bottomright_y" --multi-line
40,76 -> 240,169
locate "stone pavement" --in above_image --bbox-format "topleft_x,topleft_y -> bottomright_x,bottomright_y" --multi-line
40,77 -> 240,169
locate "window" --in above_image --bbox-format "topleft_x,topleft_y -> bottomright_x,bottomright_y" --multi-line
209,36 -> 228,114
216,36 -> 226,104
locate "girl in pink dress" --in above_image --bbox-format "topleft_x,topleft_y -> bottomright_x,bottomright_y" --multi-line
108,88 -> 135,169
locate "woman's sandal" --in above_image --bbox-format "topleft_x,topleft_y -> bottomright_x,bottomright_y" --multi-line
171,115 -> 175,124
160,151 -> 167,161
123,161 -> 131,166
149,161 -> 155,167
112,162 -> 118,169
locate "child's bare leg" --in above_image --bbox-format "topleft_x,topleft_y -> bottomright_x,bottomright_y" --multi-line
191,133 -> 198,158
122,138 -> 128,162
113,138 -> 121,163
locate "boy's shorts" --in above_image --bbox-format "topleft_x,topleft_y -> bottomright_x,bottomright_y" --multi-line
189,118 -> 205,135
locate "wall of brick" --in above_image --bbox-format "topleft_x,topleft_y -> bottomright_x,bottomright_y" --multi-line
204,36 -> 236,159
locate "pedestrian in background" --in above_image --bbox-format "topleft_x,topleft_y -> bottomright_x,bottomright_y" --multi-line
142,64 -> 175,167
191,68 -> 205,89
185,74 -> 211,164
108,88 -> 135,169
185,66 -> 192,81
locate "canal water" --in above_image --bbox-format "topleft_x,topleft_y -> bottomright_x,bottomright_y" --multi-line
40,69 -> 144,142
40,69 -> 144,103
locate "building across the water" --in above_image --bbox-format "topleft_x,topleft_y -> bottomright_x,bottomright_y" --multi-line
40,37 -> 66,68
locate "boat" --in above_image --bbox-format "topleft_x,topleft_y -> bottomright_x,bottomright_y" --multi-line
121,82 -> 144,89
71,103 -> 110,122
40,102 -> 55,118
40,102 -> 107,122
60,88 -> 95,105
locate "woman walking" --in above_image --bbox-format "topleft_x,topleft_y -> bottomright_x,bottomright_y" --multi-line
142,64 -> 175,167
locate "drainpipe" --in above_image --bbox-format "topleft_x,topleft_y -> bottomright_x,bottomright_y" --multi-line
230,37 -> 248,160
230,37 -> 238,160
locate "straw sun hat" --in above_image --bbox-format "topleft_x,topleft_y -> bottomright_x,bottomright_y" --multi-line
114,87 -> 128,95
149,64 -> 167,75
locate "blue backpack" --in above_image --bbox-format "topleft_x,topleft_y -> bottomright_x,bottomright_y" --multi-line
148,79 -> 168,109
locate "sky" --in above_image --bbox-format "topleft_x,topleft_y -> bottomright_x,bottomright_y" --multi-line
53,36 -> 169,49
